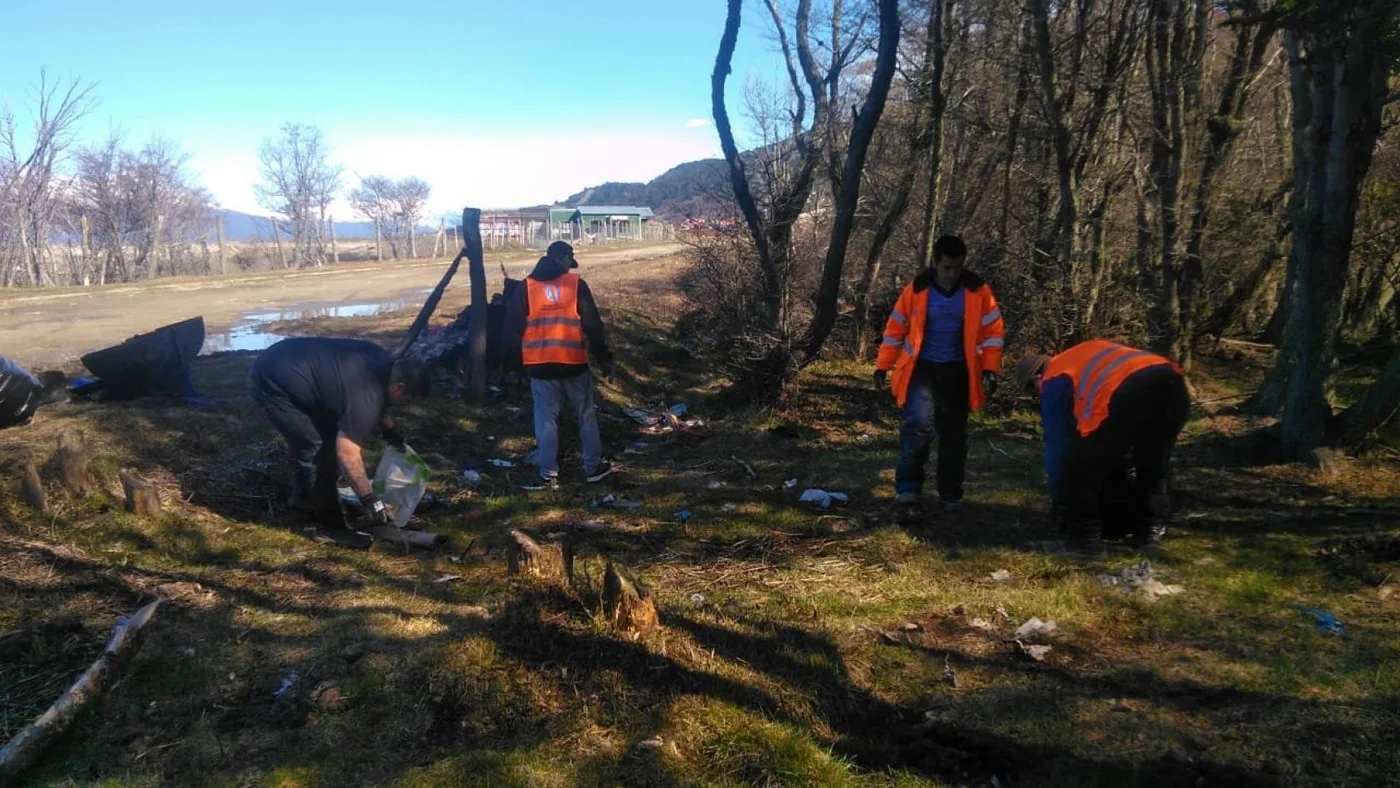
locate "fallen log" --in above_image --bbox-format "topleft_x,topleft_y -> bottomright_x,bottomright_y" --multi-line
603,562 -> 659,637
0,600 -> 161,781
57,430 -> 94,496
506,530 -> 566,581
369,527 -> 442,549
20,459 -> 47,513
119,471 -> 161,515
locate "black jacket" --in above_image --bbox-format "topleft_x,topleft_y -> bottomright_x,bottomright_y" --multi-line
505,256 -> 613,379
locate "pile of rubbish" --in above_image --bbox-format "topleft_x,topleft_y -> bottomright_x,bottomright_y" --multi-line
402,278 -> 521,380
620,401 -> 709,442
1097,560 -> 1183,600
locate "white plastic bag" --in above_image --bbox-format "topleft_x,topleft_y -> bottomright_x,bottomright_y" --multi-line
372,443 -> 431,528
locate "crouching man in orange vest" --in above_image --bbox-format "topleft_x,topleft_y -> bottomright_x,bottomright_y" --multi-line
506,241 -> 616,488
874,236 -> 1005,510
1014,341 -> 1190,554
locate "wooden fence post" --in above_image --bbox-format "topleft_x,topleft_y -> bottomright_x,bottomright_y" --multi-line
215,214 -> 226,275
464,208 -> 487,397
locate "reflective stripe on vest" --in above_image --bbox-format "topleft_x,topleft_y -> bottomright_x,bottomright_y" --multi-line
523,275 -> 589,366
1044,340 -> 1176,436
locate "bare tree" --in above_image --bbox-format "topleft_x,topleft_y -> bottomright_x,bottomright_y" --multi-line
350,175 -> 432,260
0,72 -> 96,287
255,123 -> 341,268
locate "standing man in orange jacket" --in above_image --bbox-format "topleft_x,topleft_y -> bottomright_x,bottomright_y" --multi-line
874,236 -> 1005,510
1013,341 -> 1190,554
506,241 -> 616,488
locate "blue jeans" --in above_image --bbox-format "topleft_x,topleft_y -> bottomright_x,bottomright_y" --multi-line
531,371 -> 603,479
895,361 -> 969,501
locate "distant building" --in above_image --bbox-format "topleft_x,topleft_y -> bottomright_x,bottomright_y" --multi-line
473,205 -> 668,249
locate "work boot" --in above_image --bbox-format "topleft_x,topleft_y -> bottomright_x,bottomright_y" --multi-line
939,497 -> 963,513
522,473 -> 560,492
585,462 -> 616,483
896,491 -> 922,506
1068,520 -> 1107,559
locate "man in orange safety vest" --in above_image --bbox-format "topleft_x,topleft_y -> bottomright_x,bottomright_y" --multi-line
1014,341 -> 1190,554
874,235 -> 1005,510
506,241 -> 616,488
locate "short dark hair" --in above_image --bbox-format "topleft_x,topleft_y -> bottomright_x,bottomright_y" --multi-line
933,235 -> 967,262
390,358 -> 430,398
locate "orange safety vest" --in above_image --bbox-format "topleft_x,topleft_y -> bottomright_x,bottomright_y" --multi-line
875,278 -> 1005,410
1043,340 -> 1181,437
522,274 -> 590,366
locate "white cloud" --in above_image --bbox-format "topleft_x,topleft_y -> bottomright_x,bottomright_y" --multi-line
684,117 -> 713,128
187,129 -> 723,217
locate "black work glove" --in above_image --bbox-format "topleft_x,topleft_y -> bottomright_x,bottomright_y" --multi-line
982,372 -> 998,399
360,493 -> 395,527
382,427 -> 406,451
873,369 -> 888,390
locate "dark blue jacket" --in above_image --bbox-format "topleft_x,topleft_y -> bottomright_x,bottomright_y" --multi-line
1040,374 -> 1075,502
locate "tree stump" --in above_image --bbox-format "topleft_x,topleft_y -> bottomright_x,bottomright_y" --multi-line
507,530 -> 566,581
119,471 -> 161,515
603,562 -> 659,637
57,431 -> 94,496
20,460 -> 47,513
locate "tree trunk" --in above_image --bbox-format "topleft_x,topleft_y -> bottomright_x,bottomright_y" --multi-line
374,217 -> 383,262
271,219 -> 288,269
329,215 -> 339,265
917,0 -> 951,267
801,0 -> 901,363
1337,347 -> 1400,447
1273,25 -> 1393,456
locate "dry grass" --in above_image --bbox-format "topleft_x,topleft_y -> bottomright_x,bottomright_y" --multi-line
1,265 -> 1398,787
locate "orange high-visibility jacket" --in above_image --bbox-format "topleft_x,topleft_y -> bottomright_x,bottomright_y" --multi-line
522,274 -> 590,366
875,273 -> 1005,409
1043,340 -> 1181,437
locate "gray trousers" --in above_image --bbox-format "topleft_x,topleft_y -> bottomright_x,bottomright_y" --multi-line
530,371 -> 603,479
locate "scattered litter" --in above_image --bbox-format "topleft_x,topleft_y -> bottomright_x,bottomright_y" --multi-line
461,470 -> 483,484
590,493 -> 618,510
942,655 -> 959,688
1288,604 -> 1350,639
1099,560 -> 1185,599
488,386 -> 504,401
994,605 -> 1011,622
783,478 -> 798,490
488,459 -> 515,468
708,480 -> 727,489
1193,557 -> 1217,566
638,737 -> 665,750
487,435 -> 496,441
1015,640 -> 1053,662
799,489 -> 850,509
675,509 -> 692,523
449,554 -> 463,563
623,407 -> 662,426
989,569 -> 1013,582
1013,618 -> 1058,639
855,433 -> 872,444
1138,579 -> 1185,600
373,444 -> 432,528
722,503 -> 738,513
690,593 -> 705,606
969,618 -> 995,632
901,622 -> 921,632
732,456 -> 757,479
434,574 -> 461,584
274,671 -> 300,699
670,403 -> 688,417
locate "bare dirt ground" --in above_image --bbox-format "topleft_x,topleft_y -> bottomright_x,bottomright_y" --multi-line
0,242 -> 683,369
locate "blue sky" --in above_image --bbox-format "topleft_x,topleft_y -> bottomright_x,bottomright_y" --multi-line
2,0 -> 787,215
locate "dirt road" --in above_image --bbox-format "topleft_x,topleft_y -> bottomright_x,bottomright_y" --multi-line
0,243 -> 683,368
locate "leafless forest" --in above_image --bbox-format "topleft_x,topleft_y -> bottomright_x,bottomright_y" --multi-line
680,0 -> 1398,459
0,80 -> 436,285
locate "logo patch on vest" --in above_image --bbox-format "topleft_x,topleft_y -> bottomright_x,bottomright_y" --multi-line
544,284 -> 562,303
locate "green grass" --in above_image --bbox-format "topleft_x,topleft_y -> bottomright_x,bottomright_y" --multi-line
2,282 -> 1399,787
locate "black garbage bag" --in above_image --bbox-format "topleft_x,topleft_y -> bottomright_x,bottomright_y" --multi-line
77,316 -> 204,401
0,356 -> 44,429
